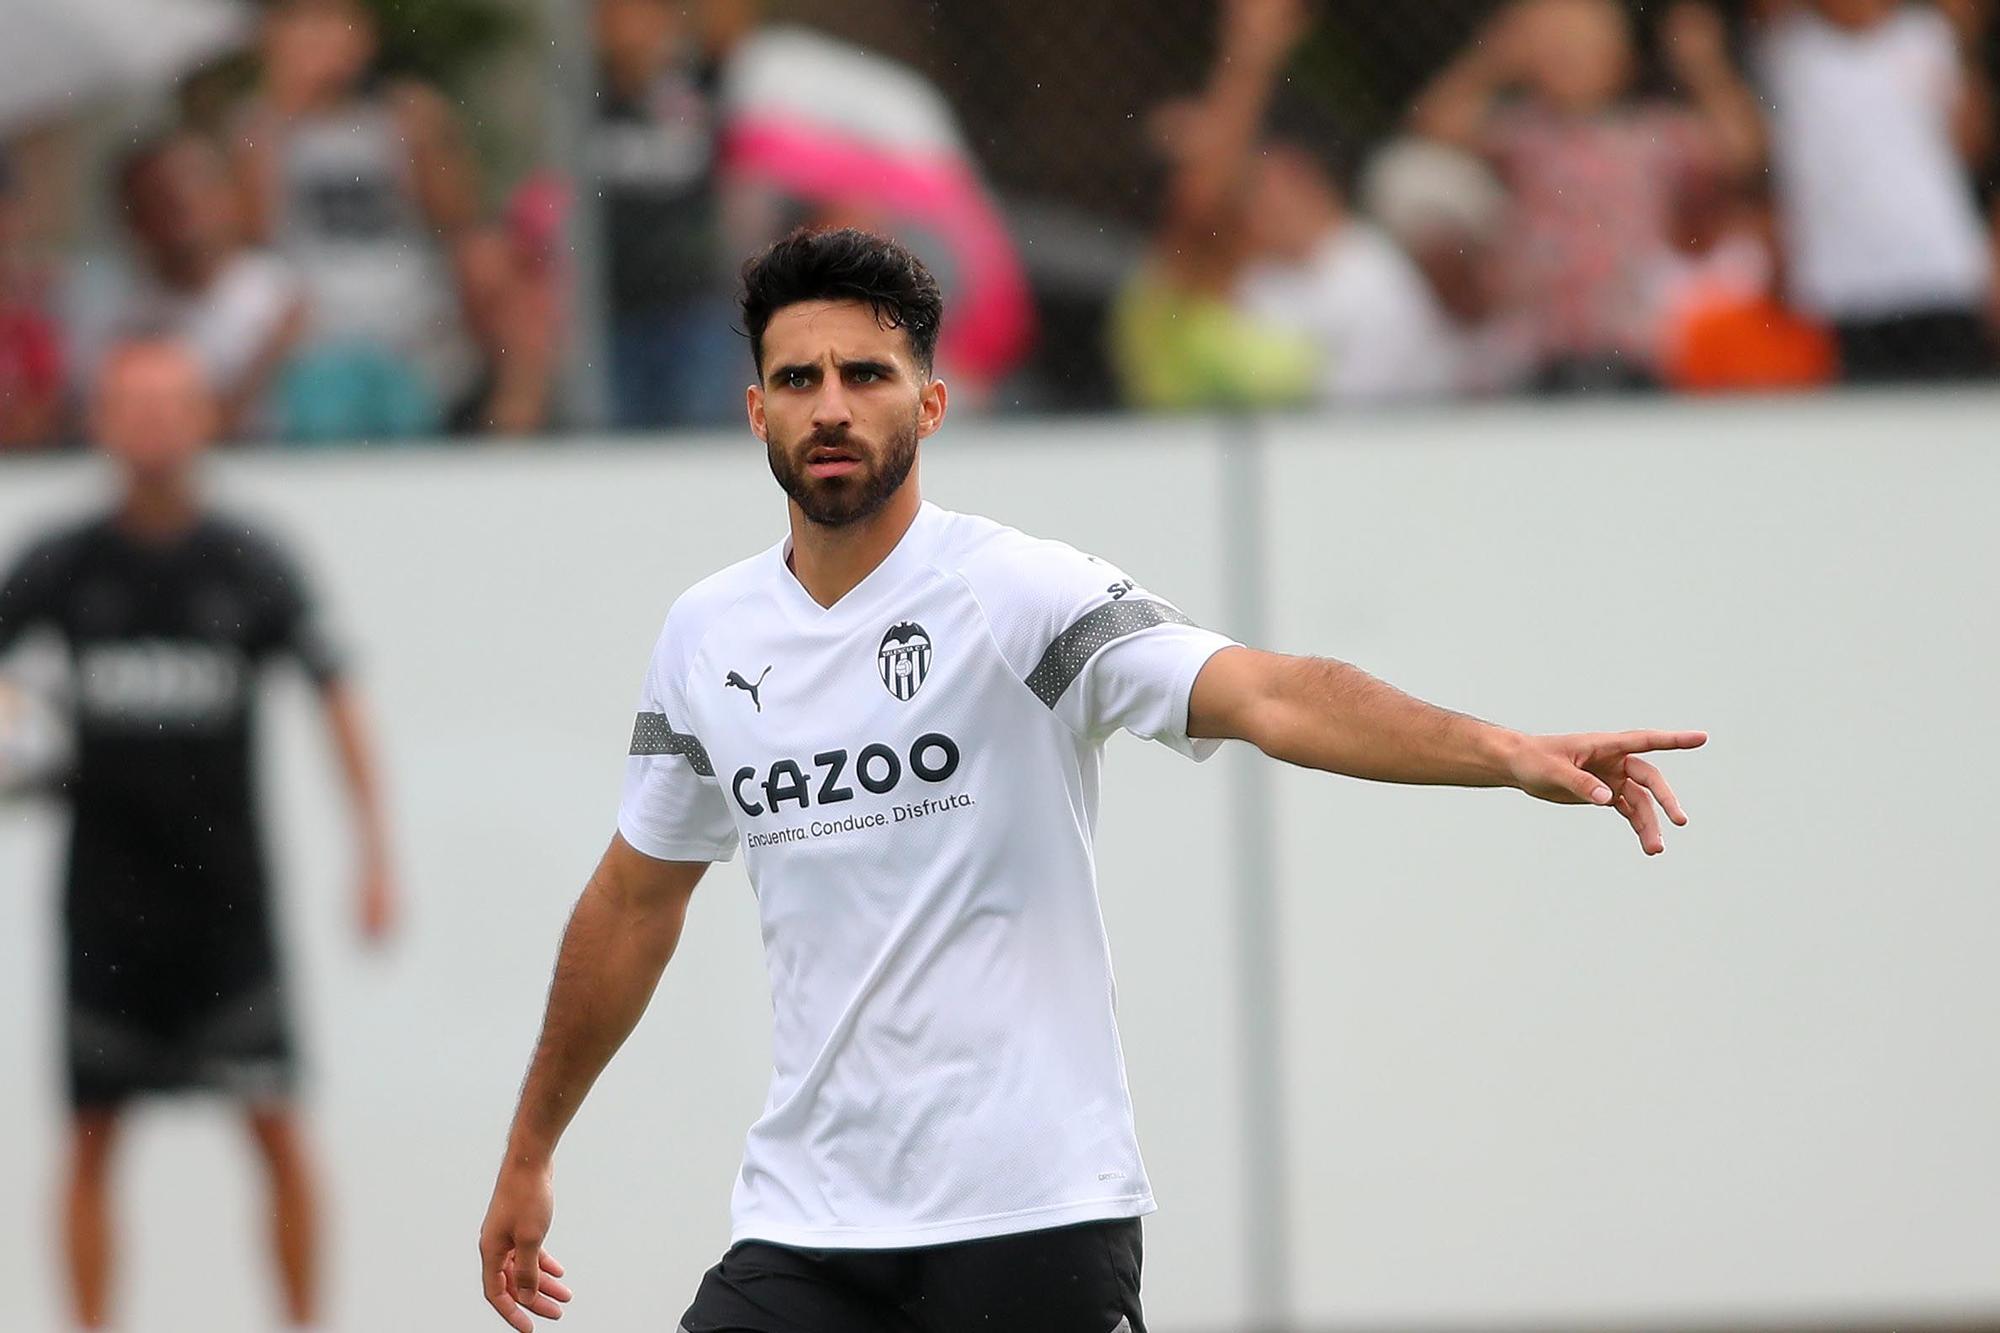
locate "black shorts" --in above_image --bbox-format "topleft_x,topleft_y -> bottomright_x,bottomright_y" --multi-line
680,1217 -> 1145,1333
64,873 -> 295,1110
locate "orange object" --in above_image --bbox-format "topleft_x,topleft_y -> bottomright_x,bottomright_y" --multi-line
1665,293 -> 1838,393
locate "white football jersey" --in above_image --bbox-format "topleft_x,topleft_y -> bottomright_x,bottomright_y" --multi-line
618,501 -> 1236,1249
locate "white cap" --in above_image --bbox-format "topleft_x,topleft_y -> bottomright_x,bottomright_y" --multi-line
1361,137 -> 1509,247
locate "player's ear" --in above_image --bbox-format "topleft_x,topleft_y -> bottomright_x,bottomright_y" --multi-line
917,375 -> 947,440
746,381 -> 767,442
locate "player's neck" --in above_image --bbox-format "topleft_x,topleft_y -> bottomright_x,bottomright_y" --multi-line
786,485 -> 923,610
115,475 -> 202,542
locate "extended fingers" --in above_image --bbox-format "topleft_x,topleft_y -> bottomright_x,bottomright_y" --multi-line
1615,777 -> 1665,855
533,1253 -> 573,1310
1624,757 -> 1688,826
1617,730 -> 1708,754
482,1244 -> 532,1333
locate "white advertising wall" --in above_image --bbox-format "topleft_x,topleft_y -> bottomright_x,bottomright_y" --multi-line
0,395 -> 1994,1332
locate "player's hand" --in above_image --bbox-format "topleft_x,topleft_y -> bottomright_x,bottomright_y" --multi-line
1505,730 -> 1707,856
480,1159 -> 571,1329
357,860 -> 398,946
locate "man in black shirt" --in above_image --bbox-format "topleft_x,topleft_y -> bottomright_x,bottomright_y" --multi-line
592,0 -> 746,427
0,336 -> 398,1329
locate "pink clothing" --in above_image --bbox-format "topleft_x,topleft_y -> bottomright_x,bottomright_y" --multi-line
1487,103 -> 1717,369
0,301 -> 62,449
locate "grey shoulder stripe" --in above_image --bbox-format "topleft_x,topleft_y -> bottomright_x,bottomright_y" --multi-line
1024,598 -> 1193,708
629,711 -> 715,777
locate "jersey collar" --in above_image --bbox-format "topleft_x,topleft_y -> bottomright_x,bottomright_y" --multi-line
773,500 -> 944,625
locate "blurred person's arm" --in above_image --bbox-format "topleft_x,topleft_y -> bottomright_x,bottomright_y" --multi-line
257,535 -> 397,940
216,295 -> 307,442
395,82 -> 498,333
701,0 -> 759,56
398,81 -> 484,238
319,678 -> 397,943
1987,191 -> 2000,329
456,228 -> 563,436
231,105 -> 284,247
479,836 -> 706,1331
1409,4 -> 1529,149
1157,0 -> 1311,259
1937,0 -> 1995,165
393,81 -> 556,432
1663,3 -> 1765,178
1188,647 -> 1705,856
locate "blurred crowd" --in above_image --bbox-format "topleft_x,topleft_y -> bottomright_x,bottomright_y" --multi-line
1117,0 -> 2000,407
4,0 -> 2000,453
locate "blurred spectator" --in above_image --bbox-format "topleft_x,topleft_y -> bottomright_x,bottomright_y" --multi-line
592,0 -> 745,428
1753,0 -> 1996,381
1234,141 -> 1467,402
461,172 -> 570,436
231,0 -> 491,441
0,334 -> 398,1328
718,24 -> 1036,407
1359,137 -> 1536,394
1110,0 -> 1317,411
1658,175 -> 1837,392
1411,0 -> 1764,391
0,151 -> 65,450
71,132 -> 305,441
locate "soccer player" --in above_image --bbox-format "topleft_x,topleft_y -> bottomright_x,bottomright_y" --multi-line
477,228 -> 1704,1333
0,336 -> 398,1329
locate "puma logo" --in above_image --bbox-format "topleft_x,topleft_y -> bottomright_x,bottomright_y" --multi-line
724,666 -> 772,712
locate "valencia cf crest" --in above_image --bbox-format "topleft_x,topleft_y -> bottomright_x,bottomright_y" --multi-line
878,621 -> 932,701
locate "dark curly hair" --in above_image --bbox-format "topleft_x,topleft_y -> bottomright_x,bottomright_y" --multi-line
739,227 -> 945,377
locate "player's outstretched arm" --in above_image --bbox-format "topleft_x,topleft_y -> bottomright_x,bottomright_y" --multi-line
479,836 -> 709,1329
1187,647 -> 1706,856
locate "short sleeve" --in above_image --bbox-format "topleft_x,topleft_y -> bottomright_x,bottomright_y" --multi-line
617,617 -> 740,862
0,534 -> 69,655
240,529 -> 345,684
963,537 -> 1238,761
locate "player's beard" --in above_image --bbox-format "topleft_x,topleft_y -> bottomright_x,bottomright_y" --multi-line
768,414 -> 920,528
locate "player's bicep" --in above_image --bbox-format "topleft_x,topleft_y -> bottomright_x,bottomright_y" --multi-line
601,831 -> 711,908
1185,644 -> 1272,742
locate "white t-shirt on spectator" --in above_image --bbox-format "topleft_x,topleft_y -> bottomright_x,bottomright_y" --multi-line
1758,6 -> 1991,319
71,251 -> 300,414
125,253 -> 301,396
1236,221 -> 1463,401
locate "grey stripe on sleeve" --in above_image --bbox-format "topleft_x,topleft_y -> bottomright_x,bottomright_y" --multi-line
629,711 -> 715,777
1023,598 -> 1193,708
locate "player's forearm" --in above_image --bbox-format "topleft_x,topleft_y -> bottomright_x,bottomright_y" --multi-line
504,870 -> 688,1164
322,682 -> 390,865
1204,649 -> 1523,788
